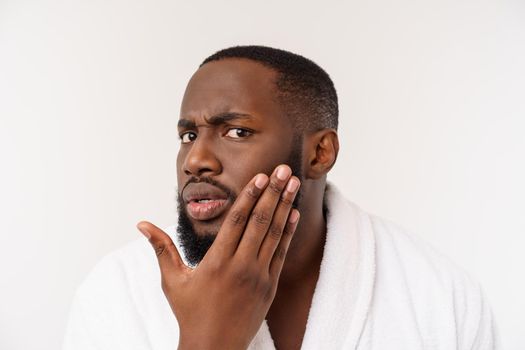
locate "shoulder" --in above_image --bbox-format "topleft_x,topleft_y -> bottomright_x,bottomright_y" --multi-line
69,234 -> 162,326
73,224 -> 182,308
76,225 -> 179,296
77,236 -> 158,298
368,214 -> 498,349
63,226 -> 180,349
369,213 -> 480,295
325,183 -> 483,300
325,183 -> 497,348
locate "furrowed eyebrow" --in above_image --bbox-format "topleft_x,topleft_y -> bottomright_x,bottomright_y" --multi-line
178,112 -> 253,128
177,119 -> 196,129
206,112 -> 252,125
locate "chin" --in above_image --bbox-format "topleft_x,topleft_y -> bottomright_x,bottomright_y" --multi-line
189,217 -> 223,237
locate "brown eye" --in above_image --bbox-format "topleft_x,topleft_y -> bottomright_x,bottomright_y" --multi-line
180,132 -> 197,144
225,128 -> 252,139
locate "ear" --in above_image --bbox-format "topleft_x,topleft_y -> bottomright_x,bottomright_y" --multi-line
304,129 -> 340,180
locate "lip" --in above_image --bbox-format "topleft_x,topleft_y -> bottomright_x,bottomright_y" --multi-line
182,183 -> 231,221
186,199 -> 229,221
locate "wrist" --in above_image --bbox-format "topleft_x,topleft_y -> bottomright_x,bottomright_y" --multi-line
178,333 -> 248,350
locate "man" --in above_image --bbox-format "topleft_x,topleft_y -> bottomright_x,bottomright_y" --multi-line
64,46 -> 498,349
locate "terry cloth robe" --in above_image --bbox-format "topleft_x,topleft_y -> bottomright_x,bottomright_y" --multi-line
63,183 -> 499,350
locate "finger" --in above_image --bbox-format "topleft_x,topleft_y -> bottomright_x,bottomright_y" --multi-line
136,221 -> 186,275
235,165 -> 292,260
269,209 -> 300,279
257,176 -> 300,266
210,173 -> 269,257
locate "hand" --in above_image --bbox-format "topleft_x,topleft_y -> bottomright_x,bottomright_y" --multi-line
137,165 -> 301,350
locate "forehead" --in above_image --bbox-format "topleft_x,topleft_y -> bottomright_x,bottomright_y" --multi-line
180,58 -> 285,122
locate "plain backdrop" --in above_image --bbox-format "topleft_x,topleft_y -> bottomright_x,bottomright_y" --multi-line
1,0 -> 524,349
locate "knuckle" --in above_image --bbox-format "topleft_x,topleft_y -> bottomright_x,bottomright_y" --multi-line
279,195 -> 293,206
204,257 -> 222,274
232,267 -> 258,289
251,210 -> 270,226
267,180 -> 282,195
229,210 -> 247,226
245,185 -> 259,199
258,277 -> 272,295
268,224 -> 282,240
205,253 -> 229,275
283,222 -> 296,237
261,280 -> 275,302
154,244 -> 166,257
232,267 -> 271,295
276,246 -> 287,261
155,241 -> 176,258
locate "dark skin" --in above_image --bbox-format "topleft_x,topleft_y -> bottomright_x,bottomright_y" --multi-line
137,58 -> 339,349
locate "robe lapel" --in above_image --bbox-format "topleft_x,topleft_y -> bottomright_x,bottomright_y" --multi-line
249,183 -> 376,350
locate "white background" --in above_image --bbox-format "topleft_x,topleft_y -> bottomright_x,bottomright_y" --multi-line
1,0 -> 524,349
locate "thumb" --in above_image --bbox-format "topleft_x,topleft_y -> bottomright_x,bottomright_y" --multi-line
136,221 -> 186,274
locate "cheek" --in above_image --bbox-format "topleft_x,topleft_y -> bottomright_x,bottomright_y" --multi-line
176,150 -> 187,187
221,145 -> 291,190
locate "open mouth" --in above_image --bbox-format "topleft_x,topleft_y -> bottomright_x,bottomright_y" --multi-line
182,182 -> 232,221
186,198 -> 228,221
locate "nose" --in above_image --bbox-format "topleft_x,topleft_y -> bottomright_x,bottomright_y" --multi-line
182,136 -> 222,177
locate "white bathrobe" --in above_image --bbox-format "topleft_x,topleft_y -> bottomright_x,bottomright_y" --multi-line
63,183 -> 498,349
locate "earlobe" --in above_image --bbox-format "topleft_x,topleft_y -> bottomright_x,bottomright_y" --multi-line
305,129 -> 339,180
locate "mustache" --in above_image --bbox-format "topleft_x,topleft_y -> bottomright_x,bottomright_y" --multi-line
180,176 -> 237,202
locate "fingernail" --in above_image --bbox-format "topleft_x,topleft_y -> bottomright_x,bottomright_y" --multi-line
254,174 -> 268,189
139,227 -> 151,239
289,210 -> 300,224
276,165 -> 291,181
286,178 -> 299,193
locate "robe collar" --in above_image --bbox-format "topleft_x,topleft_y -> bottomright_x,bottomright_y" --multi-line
249,182 -> 377,349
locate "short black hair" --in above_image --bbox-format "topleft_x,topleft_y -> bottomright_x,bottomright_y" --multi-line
200,45 -> 338,132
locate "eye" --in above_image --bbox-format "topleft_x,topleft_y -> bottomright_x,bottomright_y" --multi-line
180,131 -> 197,144
225,128 -> 252,139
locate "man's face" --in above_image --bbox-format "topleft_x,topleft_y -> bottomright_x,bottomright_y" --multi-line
176,59 -> 302,265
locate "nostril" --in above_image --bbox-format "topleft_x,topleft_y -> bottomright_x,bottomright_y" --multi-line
195,167 -> 214,176
183,165 -> 215,177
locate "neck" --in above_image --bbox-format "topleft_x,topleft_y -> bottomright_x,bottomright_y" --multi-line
278,180 -> 327,287
265,180 -> 327,348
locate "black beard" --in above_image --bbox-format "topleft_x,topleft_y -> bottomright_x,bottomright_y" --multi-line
176,135 -> 304,267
